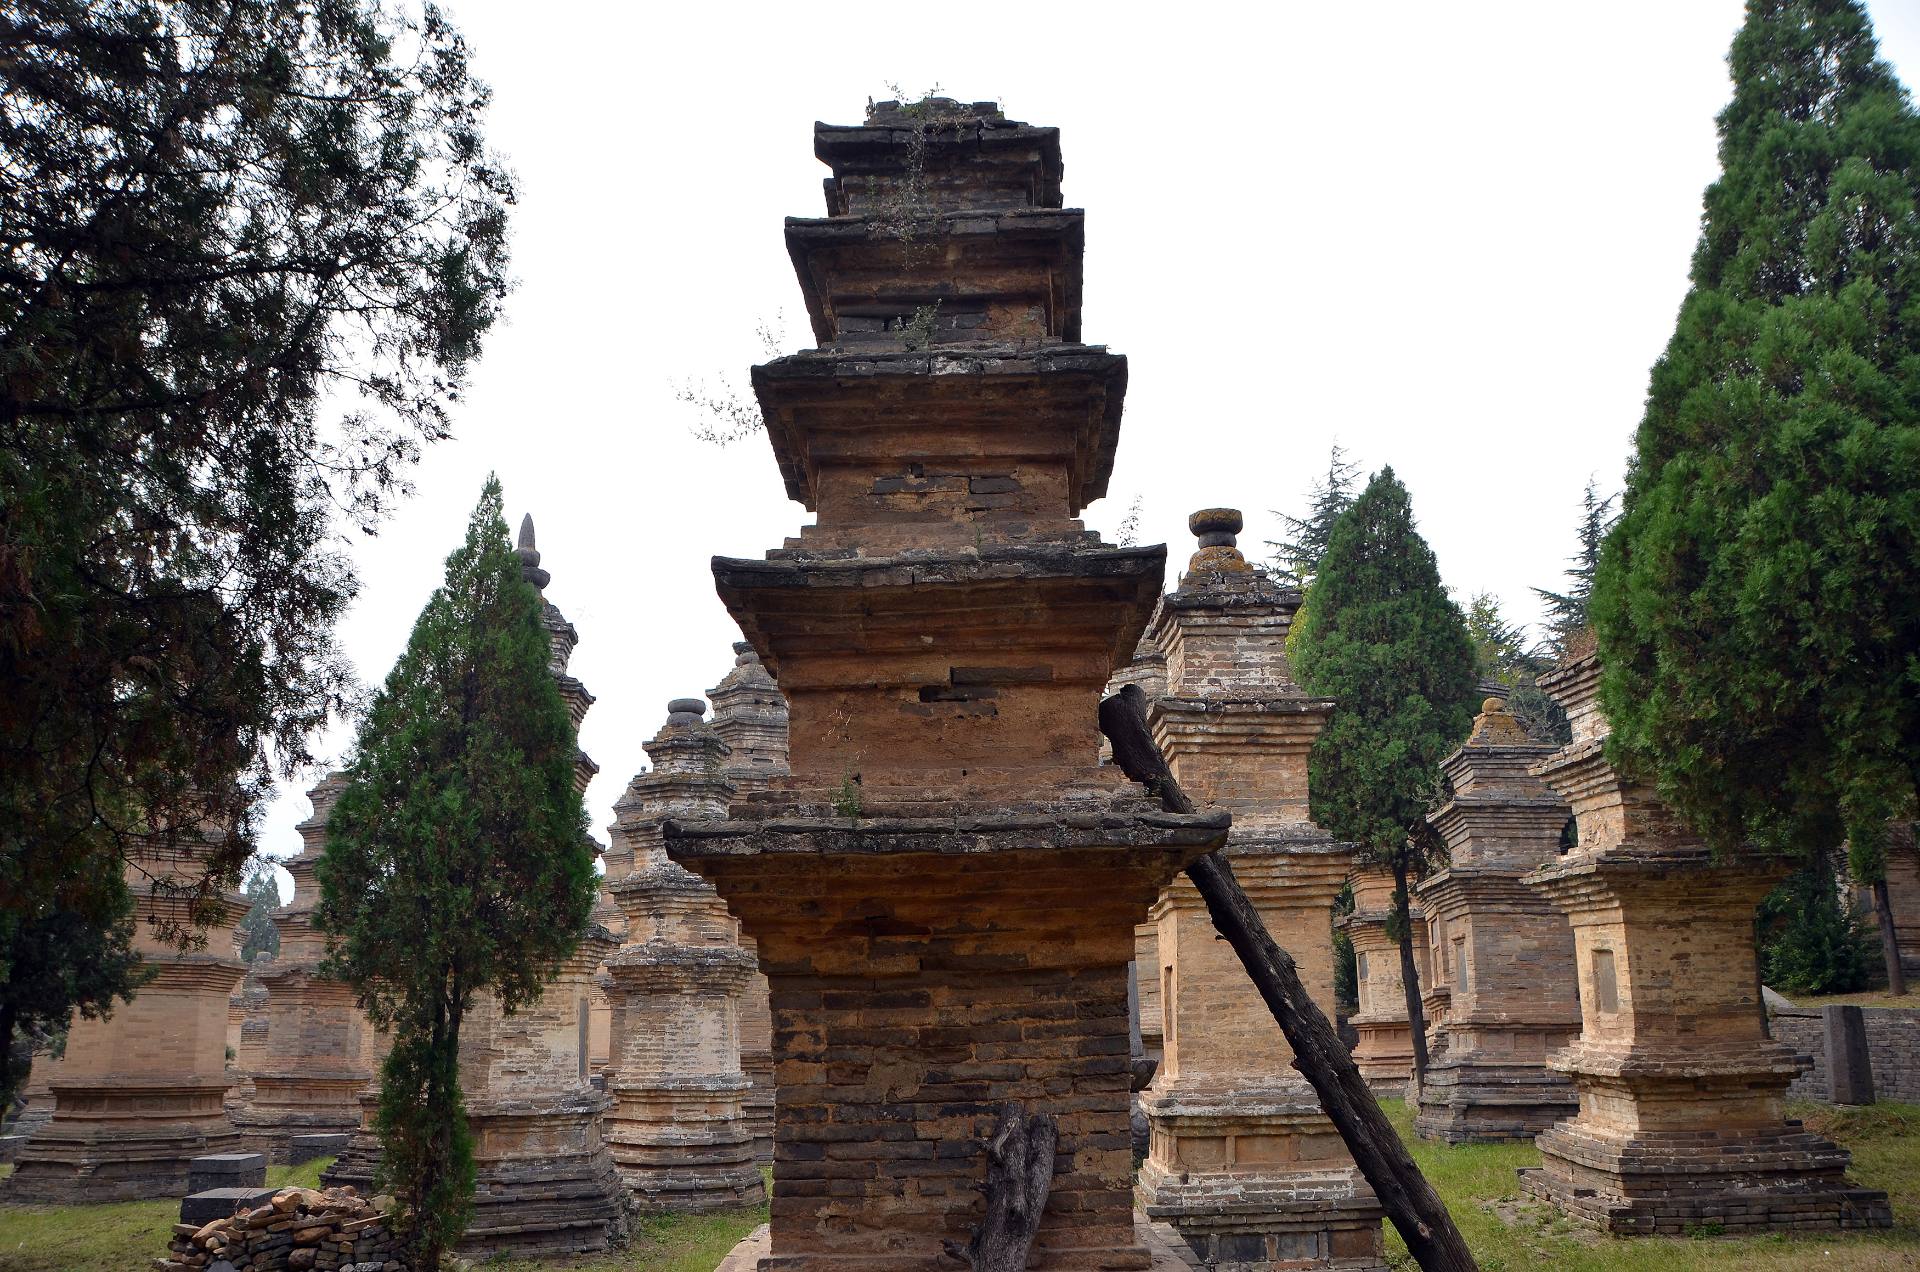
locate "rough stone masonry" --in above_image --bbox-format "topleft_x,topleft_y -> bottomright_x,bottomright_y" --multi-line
663,99 -> 1229,1270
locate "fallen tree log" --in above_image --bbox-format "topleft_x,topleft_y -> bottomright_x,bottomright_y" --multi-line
944,1105 -> 1059,1271
1100,683 -> 1479,1272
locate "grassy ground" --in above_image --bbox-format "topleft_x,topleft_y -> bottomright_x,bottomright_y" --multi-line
1380,1098 -> 1920,1271
1788,988 -> 1920,1010
0,1156 -> 328,1272
0,1158 -> 769,1272
2,1113 -> 1916,1271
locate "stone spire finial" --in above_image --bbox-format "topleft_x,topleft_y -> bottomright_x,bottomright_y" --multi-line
516,513 -> 551,591
1186,507 -> 1252,576
667,698 -> 707,726
1466,695 -> 1532,746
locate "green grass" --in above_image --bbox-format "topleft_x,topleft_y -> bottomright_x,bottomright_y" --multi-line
2,1116 -> 1916,1272
1379,1098 -> 1920,1271
0,1157 -> 769,1272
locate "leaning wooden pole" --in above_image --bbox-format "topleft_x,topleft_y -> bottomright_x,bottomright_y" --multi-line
1099,684 -> 1478,1272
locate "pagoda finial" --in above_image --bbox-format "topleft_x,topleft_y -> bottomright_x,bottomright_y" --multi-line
1186,507 -> 1252,576
516,513 -> 550,591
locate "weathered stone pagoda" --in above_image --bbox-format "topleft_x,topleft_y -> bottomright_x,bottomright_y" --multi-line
225,953 -> 271,1109
707,641 -> 792,1164
602,697 -> 765,1212
664,99 -> 1228,1270
1412,699 -> 1579,1143
1133,511 -> 1383,1270
1518,643 -> 1891,1234
1334,869 -> 1424,1096
6,818 -> 247,1202
229,773 -> 373,1160
453,515 -> 626,1256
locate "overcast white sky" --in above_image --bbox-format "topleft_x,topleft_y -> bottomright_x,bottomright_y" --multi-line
257,1 -> 1920,874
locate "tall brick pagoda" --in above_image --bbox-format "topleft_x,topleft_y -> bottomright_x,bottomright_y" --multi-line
707,642 -> 792,1164
665,100 -> 1228,1270
229,773 -> 374,1160
6,818 -> 247,1202
1133,511 -> 1383,1270
1519,644 -> 1891,1234
1412,699 -> 1579,1143
602,697 -> 765,1212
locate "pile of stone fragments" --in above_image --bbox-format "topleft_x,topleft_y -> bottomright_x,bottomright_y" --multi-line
158,1185 -> 405,1272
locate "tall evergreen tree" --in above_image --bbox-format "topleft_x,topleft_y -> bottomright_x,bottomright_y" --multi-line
0,0 -> 516,1098
1292,469 -> 1479,1085
1591,0 -> 1920,995
1268,443 -> 1361,588
1532,478 -> 1618,659
315,481 -> 596,1269
235,860 -> 282,965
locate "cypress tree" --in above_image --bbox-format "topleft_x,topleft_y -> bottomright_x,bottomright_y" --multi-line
1292,468 -> 1479,1084
1591,0 -> 1920,994
315,479 -> 597,1268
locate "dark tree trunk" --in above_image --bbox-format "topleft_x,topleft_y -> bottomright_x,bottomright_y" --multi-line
1390,854 -> 1430,1093
945,1105 -> 1059,1272
1099,685 -> 1478,1272
1872,879 -> 1907,997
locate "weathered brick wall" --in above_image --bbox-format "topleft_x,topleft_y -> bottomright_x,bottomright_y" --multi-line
1775,1006 -> 1920,1103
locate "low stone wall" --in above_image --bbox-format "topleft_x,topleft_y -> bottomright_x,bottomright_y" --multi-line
1774,1005 -> 1920,1103
161,1185 -> 405,1271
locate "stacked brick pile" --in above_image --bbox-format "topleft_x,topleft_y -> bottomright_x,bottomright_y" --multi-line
158,1186 -> 404,1271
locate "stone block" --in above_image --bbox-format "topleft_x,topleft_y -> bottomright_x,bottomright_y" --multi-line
289,1133 -> 349,1164
181,1185 -> 276,1225
1824,1005 -> 1874,1105
0,1134 -> 25,1164
188,1152 -> 265,1194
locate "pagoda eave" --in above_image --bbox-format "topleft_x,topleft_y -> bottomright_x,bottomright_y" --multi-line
784,209 -> 1084,346
751,346 -> 1126,514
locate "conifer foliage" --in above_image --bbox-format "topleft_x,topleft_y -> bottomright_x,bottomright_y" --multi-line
1268,443 -> 1361,588
1591,0 -> 1920,991
0,0 -> 514,1097
1292,469 -> 1479,1081
316,480 -> 597,1268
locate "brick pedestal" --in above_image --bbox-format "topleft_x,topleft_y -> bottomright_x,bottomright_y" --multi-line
1516,650 -> 1890,1235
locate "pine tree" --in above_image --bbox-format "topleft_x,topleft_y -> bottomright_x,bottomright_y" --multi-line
0,0 -> 515,1097
315,480 -> 597,1269
235,860 -> 282,964
1591,0 -> 1920,995
1292,469 -> 1480,1084
1532,478 -> 1617,659
1267,443 -> 1361,588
